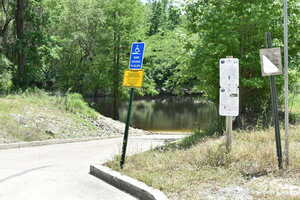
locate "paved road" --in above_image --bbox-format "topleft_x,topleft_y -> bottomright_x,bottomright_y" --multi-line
0,134 -> 186,200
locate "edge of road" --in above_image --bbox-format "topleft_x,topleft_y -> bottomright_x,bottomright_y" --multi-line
0,134 -> 145,150
0,131 -> 191,150
90,164 -> 168,200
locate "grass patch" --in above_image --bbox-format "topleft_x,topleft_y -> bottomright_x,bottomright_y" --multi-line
5,88 -> 98,119
56,93 -> 98,119
290,93 -> 300,114
159,131 -> 214,151
0,88 -> 100,143
159,120 -> 222,151
107,126 -> 300,199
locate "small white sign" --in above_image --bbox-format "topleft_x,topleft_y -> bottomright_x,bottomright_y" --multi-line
220,58 -> 239,88
219,58 -> 239,117
260,48 -> 282,76
219,87 -> 239,116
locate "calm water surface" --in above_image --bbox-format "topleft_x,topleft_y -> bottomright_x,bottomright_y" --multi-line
90,97 -> 217,132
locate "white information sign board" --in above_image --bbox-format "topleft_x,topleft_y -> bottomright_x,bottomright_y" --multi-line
219,58 -> 239,117
219,87 -> 239,116
220,58 -> 239,88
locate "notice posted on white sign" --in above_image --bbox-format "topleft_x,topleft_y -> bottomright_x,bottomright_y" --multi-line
219,58 -> 239,88
219,58 -> 239,117
219,87 -> 239,116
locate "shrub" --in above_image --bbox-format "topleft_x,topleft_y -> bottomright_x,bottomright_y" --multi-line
63,93 -> 98,119
22,87 -> 48,97
0,54 -> 14,94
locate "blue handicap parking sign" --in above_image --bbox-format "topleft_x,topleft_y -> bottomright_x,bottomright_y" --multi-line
129,42 -> 145,69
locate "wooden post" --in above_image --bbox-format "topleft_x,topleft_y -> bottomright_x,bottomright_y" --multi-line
225,56 -> 234,153
226,116 -> 232,153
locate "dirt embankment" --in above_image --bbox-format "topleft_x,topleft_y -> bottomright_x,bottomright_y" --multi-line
0,97 -> 148,144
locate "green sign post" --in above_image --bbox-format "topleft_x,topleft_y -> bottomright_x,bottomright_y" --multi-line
120,43 -> 145,169
120,88 -> 135,169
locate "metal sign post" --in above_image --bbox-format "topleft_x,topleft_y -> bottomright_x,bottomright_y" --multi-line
120,42 -> 145,169
120,88 -> 135,169
263,32 -> 283,169
219,57 -> 239,153
283,0 -> 289,168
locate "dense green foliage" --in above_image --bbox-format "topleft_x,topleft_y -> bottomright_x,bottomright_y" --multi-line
0,54 -> 14,93
186,0 -> 300,116
1,0 -> 300,123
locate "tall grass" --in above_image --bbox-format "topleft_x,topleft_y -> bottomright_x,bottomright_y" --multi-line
6,88 -> 99,119
57,93 -> 98,119
107,127 -> 300,199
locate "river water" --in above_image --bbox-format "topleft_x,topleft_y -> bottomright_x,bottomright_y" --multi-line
90,97 -> 217,132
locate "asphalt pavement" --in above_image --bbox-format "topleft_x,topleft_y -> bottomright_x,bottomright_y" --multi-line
0,134 -> 186,200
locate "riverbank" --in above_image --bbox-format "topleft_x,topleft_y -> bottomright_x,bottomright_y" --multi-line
0,90 -> 146,144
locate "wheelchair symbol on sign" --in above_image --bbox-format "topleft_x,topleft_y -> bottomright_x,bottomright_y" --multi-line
132,45 -> 141,55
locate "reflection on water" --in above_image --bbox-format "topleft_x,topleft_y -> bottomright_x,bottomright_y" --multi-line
90,97 -> 217,132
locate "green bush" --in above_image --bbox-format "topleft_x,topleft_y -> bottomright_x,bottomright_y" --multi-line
22,87 -> 48,97
0,54 -> 14,94
16,88 -> 98,120
0,71 -> 13,94
63,93 -> 98,119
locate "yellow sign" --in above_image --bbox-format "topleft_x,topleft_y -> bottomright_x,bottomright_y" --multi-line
122,70 -> 144,88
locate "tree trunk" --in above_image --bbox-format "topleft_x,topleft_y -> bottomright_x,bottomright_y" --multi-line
112,11 -> 120,120
15,0 -> 26,88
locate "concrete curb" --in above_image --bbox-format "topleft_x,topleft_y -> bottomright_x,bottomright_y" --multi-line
0,134 -> 145,150
90,164 -> 168,200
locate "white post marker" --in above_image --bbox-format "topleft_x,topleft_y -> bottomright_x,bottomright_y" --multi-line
219,57 -> 239,152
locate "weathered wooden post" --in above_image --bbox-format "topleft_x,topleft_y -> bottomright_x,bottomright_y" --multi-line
219,57 -> 239,153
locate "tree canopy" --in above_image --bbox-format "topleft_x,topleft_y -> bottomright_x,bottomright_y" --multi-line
0,0 -> 299,123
